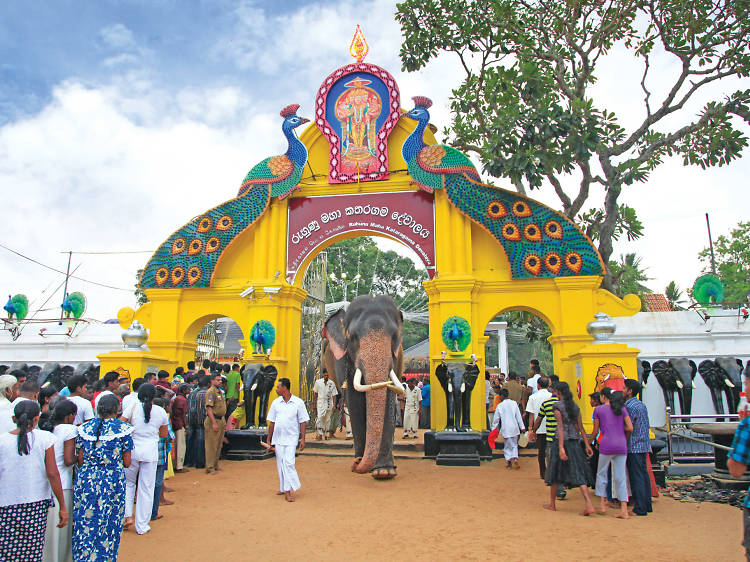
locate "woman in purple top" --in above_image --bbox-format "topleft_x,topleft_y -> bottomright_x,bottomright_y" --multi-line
591,389 -> 633,518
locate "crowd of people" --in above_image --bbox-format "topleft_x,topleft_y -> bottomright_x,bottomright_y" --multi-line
490,360 -> 656,519
0,358 -> 275,561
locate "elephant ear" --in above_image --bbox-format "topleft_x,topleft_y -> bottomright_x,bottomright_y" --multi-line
652,360 -> 671,378
323,310 -> 348,360
697,359 -> 716,379
689,360 -> 697,377
435,363 -> 448,383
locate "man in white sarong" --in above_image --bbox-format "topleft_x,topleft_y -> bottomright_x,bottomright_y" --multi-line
402,378 -> 421,439
266,378 -> 309,502
312,370 -> 338,440
492,388 -> 525,469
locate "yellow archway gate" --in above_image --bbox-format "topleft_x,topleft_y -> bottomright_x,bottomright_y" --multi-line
100,54 -> 641,431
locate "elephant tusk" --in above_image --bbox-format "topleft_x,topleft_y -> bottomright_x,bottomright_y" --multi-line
460,382 -> 466,393
725,378 -> 736,388
250,383 -> 258,391
692,381 -> 696,389
448,383 -> 453,393
388,383 -> 406,395
390,370 -> 402,388
353,368 -> 372,392
676,380 -> 683,389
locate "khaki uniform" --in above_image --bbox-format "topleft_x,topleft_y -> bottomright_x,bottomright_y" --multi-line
204,385 -> 227,471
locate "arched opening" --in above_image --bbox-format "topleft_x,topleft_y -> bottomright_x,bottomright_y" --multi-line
184,314 -> 245,365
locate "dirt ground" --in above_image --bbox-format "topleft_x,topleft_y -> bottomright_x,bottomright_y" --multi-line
119,455 -> 743,561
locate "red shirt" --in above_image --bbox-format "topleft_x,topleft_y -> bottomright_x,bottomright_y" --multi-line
154,380 -> 171,391
172,394 -> 188,430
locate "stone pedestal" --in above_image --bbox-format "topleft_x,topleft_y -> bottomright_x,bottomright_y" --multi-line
224,429 -> 274,460
692,422 -> 749,488
424,431 -> 492,466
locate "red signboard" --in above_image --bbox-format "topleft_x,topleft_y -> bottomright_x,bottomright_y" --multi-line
286,191 -> 435,283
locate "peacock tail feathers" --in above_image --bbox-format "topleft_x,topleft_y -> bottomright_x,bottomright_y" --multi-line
140,184 -> 269,289
67,292 -> 86,319
441,316 -> 471,352
693,273 -> 724,304
445,175 -> 604,278
250,319 -> 276,352
9,294 -> 28,320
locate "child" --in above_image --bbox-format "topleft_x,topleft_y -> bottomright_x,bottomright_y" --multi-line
491,388 -> 525,469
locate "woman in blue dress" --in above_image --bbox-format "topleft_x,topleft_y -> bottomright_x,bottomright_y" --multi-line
73,394 -> 133,561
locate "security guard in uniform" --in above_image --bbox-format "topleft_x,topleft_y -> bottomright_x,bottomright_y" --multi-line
204,372 -> 227,473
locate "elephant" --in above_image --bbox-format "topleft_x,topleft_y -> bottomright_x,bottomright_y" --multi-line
637,360 -> 651,399
240,363 -> 278,428
703,357 -> 743,414
322,295 -> 405,480
434,361 -> 480,431
37,363 -> 63,389
651,359 -> 695,415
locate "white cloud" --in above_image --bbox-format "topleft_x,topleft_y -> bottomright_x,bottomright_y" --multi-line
98,23 -> 137,51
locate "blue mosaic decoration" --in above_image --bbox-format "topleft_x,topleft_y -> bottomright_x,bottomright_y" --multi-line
250,320 -> 275,354
140,105 -> 309,289
402,97 -> 605,279
442,316 -> 471,352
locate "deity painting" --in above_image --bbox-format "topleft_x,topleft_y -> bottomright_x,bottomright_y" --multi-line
594,363 -> 626,393
335,77 -> 382,176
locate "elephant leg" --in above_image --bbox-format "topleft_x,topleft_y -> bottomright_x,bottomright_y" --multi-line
459,391 -> 472,431
241,391 -> 252,430
371,392 -> 397,479
445,392 -> 455,431
684,388 -> 693,416
347,386 -> 367,466
676,389 -> 687,416
258,394 -> 269,426
725,388 -> 739,414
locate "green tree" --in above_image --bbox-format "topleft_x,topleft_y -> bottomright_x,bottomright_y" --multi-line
608,253 -> 652,308
135,269 -> 148,306
396,0 -> 750,291
698,221 -> 750,303
324,237 -> 429,349
665,280 -> 686,310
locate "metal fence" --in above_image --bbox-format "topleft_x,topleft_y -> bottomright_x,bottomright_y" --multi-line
662,407 -> 736,465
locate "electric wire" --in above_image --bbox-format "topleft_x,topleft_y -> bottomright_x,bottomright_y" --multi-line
0,243 -> 132,292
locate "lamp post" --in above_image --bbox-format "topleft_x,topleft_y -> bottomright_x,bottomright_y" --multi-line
329,272 -> 361,303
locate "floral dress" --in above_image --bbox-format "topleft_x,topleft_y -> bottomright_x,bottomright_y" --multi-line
73,418 -> 134,562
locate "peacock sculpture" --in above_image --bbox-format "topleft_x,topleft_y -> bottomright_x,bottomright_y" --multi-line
61,292 -> 86,319
4,294 -> 28,321
442,316 -> 471,352
140,104 -> 309,289
250,320 -> 276,354
402,97 -> 604,279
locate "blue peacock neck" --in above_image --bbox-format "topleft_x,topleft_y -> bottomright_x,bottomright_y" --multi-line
283,123 -> 308,168
402,116 -> 429,162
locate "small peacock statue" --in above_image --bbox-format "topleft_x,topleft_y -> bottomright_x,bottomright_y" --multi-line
250,320 -> 276,355
140,104 -> 310,289
61,292 -> 86,319
4,294 -> 28,321
401,96 -> 604,279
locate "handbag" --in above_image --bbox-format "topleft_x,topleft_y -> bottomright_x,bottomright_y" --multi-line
518,431 -> 529,448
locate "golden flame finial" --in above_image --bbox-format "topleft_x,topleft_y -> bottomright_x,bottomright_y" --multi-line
349,24 -> 369,63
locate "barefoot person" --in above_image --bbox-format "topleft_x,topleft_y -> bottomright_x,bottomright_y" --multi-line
592,390 -> 633,519
543,382 -> 595,515
265,378 -> 309,502
491,388 -> 525,469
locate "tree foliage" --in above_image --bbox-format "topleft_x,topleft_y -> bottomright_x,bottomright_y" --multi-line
698,221 -> 750,303
323,237 -> 428,349
396,0 -> 750,290
665,280 -> 686,310
135,269 -> 148,306
608,253 -> 652,308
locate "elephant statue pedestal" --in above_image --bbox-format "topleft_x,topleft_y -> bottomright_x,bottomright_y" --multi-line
424,430 -> 493,466
691,423 -> 750,488
223,428 -> 275,461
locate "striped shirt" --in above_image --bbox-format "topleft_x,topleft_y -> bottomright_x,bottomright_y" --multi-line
539,397 -> 558,440
625,397 -> 651,454
729,417 -> 750,508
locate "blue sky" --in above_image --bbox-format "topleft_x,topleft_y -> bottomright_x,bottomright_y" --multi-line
0,0 -> 748,321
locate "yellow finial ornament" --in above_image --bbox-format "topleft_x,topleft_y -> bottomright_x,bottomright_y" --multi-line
349,24 -> 369,63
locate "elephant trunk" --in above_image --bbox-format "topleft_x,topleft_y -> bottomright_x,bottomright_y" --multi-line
354,330 -> 392,474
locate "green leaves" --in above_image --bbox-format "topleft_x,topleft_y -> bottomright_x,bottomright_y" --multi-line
697,221 -> 750,303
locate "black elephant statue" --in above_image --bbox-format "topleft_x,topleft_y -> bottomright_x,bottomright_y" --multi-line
434,361 -> 480,431
699,357 -> 743,415
668,358 -> 697,415
652,359 -> 694,415
637,360 -> 651,398
240,363 -> 278,428
38,363 -> 63,389
322,295 -> 405,480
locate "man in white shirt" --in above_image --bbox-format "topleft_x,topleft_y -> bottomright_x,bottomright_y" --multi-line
67,375 -> 94,426
0,374 -> 18,434
491,388 -> 525,469
266,378 -> 309,503
526,376 -> 553,479
403,378 -> 421,439
93,371 -> 121,414
312,370 -> 338,440
527,361 -> 542,395
121,377 -> 145,417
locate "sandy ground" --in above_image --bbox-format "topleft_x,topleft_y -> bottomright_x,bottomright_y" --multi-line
118,453 -> 744,561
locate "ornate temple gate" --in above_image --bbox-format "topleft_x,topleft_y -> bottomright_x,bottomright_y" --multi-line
100,46 -> 642,432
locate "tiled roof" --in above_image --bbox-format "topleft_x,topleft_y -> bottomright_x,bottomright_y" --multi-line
642,293 -> 672,312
